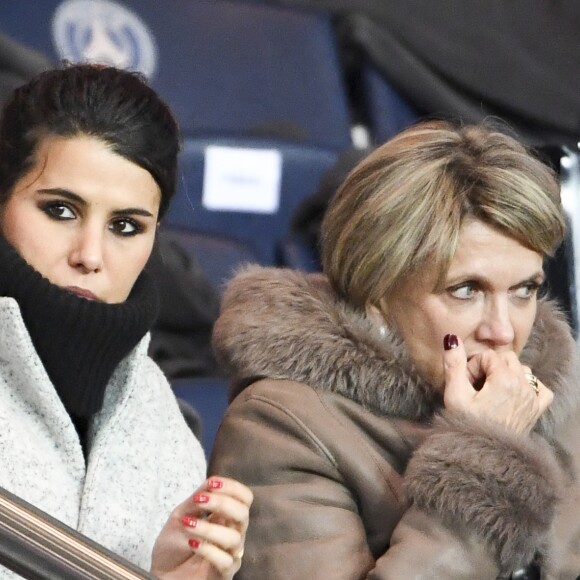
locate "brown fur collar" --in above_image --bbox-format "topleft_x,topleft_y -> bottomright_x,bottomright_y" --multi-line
213,265 -> 580,435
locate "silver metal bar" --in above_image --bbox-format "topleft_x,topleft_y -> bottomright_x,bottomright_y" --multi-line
0,486 -> 154,579
559,148 -> 580,340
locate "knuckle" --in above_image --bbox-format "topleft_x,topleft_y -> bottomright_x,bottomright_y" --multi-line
485,349 -> 501,362
223,530 -> 241,550
220,554 -> 235,572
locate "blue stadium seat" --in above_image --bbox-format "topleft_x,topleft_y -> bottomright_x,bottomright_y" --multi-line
276,234 -> 322,273
360,63 -> 422,144
166,138 -> 338,264
172,377 -> 230,457
0,0 -> 352,151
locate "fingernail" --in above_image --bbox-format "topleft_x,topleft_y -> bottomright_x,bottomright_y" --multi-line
181,516 -> 197,528
443,334 -> 458,350
207,479 -> 223,490
189,539 -> 200,550
193,493 -> 210,504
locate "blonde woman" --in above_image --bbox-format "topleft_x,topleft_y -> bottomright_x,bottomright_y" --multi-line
210,121 -> 580,579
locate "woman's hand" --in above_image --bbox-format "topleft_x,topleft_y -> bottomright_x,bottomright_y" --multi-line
442,334 -> 553,434
150,476 -> 253,580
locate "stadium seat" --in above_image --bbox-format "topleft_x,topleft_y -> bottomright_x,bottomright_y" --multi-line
166,138 -> 338,264
171,377 -> 230,457
360,63 -> 422,144
276,234 -> 322,273
0,0 -> 352,150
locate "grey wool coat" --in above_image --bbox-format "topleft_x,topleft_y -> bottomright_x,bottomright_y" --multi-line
209,266 -> 580,580
0,296 -> 206,577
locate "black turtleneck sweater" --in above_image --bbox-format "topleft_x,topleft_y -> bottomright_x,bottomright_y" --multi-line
0,234 -> 159,445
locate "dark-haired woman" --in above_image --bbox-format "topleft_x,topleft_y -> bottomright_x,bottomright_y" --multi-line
0,63 -> 251,579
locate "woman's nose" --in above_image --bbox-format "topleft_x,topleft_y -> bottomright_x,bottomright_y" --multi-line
476,299 -> 515,347
68,227 -> 104,273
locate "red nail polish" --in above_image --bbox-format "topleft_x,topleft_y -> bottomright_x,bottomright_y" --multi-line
207,479 -> 223,490
181,516 -> 197,528
443,334 -> 458,350
193,493 -> 210,504
189,539 -> 200,550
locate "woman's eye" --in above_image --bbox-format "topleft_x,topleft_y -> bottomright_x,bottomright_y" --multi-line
513,284 -> 539,299
449,284 -> 477,300
42,202 -> 75,220
109,218 -> 142,236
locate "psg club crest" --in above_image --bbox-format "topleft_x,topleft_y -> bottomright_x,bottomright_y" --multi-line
51,0 -> 158,78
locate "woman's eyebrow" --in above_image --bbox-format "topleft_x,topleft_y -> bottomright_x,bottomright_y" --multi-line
110,207 -> 155,218
37,188 -> 85,205
37,187 -> 154,218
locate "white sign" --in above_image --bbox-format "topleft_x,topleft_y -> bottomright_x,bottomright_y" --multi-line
202,146 -> 282,214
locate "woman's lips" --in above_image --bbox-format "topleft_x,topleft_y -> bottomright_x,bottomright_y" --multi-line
66,286 -> 99,301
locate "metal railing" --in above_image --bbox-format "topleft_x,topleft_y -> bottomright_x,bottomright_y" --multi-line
0,486 -> 154,579
559,146 -> 580,339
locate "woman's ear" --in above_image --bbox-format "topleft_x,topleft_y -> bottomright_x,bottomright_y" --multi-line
365,302 -> 387,326
366,301 -> 390,339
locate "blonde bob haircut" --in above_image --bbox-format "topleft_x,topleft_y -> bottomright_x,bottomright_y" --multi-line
321,120 -> 565,309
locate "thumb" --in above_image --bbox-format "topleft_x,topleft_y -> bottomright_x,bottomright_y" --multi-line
442,333 -> 473,410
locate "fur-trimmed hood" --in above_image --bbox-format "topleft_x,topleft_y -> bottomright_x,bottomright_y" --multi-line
213,265 -> 580,437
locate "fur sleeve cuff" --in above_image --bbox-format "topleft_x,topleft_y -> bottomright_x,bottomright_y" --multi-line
405,411 -> 564,574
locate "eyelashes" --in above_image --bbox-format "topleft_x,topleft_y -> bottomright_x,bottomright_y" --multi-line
448,284 -> 477,300
40,201 -> 75,220
39,201 -> 146,237
108,218 -> 143,236
447,281 -> 542,301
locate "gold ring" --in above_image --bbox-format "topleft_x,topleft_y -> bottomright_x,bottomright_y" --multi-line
526,373 -> 540,395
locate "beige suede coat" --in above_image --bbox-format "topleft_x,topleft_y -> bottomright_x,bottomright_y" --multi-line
209,266 -> 580,580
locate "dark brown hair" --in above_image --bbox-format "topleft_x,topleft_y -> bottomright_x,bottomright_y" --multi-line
0,63 -> 180,218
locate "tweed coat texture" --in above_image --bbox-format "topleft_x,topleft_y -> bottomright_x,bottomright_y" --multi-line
209,265 -> 580,580
0,296 -> 206,577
